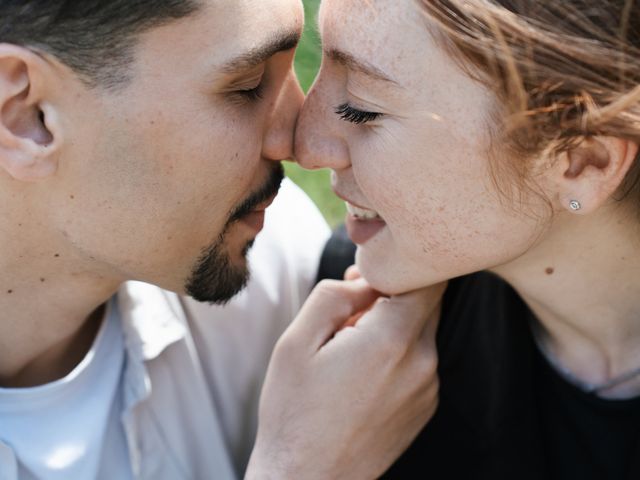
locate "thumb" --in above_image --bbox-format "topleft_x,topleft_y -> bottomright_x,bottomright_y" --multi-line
287,279 -> 382,351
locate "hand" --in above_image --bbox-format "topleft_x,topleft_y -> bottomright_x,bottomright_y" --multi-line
245,278 -> 447,480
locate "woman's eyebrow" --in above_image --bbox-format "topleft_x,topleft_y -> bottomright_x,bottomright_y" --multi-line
325,48 -> 399,85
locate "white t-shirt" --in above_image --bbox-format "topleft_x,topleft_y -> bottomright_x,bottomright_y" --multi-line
0,299 -> 132,480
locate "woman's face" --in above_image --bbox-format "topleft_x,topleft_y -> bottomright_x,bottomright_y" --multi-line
295,0 -> 550,294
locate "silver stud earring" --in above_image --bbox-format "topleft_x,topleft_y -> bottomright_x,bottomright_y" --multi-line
569,200 -> 582,211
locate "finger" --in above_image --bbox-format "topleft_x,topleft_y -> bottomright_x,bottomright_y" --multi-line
359,282 -> 447,343
288,279 -> 382,350
344,265 -> 361,281
340,302 -> 376,330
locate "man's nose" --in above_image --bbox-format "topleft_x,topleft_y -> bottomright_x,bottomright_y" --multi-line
262,71 -> 305,162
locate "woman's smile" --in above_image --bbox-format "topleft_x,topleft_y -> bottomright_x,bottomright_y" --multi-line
345,207 -> 386,244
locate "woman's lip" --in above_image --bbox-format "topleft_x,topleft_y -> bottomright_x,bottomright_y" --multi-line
345,214 -> 386,245
334,189 -> 386,244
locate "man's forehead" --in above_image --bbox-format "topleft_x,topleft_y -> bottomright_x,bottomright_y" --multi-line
203,0 -> 304,68
132,0 -> 303,83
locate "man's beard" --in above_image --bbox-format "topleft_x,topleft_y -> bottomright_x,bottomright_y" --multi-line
185,164 -> 284,304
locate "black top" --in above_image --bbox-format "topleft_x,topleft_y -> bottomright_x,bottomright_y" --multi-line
316,224 -> 357,283
381,272 -> 640,480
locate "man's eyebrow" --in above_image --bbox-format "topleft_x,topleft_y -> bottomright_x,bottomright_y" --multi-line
221,30 -> 301,74
326,48 -> 398,85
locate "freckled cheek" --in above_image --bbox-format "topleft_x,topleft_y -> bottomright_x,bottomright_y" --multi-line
379,178 -> 483,261
397,208 -> 452,258
355,157 -> 428,222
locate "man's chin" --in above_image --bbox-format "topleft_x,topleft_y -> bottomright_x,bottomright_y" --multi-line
184,239 -> 254,305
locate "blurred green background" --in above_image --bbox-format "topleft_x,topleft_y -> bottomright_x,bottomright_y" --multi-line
286,0 -> 345,228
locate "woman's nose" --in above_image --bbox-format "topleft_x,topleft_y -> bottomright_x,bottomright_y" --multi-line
294,81 -> 350,171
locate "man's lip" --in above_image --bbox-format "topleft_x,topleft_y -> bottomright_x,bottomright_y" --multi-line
240,210 -> 266,232
249,193 -> 277,214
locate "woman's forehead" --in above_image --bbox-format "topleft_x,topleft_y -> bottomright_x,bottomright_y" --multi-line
318,0 -> 431,83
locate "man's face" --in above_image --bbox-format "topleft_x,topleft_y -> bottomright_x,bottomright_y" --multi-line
46,0 -> 304,301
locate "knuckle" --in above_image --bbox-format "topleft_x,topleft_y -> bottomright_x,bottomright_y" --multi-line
314,279 -> 345,297
415,349 -> 439,379
307,280 -> 357,318
423,393 -> 440,418
312,280 -> 350,306
272,333 -> 299,363
417,380 -> 440,410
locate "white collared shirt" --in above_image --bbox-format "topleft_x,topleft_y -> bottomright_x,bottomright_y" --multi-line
0,179 -> 330,480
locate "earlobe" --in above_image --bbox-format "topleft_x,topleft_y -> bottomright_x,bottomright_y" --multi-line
0,45 -> 61,182
554,137 -> 639,215
0,147 -> 58,181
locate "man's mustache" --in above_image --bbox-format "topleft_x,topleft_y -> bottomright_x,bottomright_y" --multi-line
229,163 -> 285,223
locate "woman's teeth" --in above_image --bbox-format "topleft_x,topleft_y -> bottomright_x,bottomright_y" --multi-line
346,202 -> 382,220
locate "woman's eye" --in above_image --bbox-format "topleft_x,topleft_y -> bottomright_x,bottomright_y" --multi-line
335,103 -> 383,124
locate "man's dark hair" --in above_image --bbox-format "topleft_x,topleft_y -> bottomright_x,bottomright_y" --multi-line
0,0 -> 200,89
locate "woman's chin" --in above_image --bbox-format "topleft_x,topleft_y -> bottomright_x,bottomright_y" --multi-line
356,251 -> 422,296
355,245 -> 451,296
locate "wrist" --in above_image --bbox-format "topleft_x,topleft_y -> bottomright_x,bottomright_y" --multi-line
245,444 -> 331,480
245,458 -> 299,480
245,445 -> 295,480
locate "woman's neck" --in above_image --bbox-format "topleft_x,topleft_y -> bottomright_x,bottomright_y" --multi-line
492,205 -> 640,399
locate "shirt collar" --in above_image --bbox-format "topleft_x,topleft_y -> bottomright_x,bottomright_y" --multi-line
117,281 -> 187,363
115,282 -> 190,477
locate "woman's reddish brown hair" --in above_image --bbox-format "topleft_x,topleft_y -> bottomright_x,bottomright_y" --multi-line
420,0 -> 640,204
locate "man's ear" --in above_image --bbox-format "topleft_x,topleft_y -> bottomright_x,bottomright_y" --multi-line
0,44 -> 63,181
550,136 -> 639,214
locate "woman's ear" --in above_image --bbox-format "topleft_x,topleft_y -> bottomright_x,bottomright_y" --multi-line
551,136 -> 639,214
0,44 -> 63,182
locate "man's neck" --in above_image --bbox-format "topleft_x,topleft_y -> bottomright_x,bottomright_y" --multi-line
493,205 -> 640,398
0,239 -> 121,388
1,304 -> 106,388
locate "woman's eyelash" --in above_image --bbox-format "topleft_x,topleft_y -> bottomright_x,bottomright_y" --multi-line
335,103 -> 382,124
